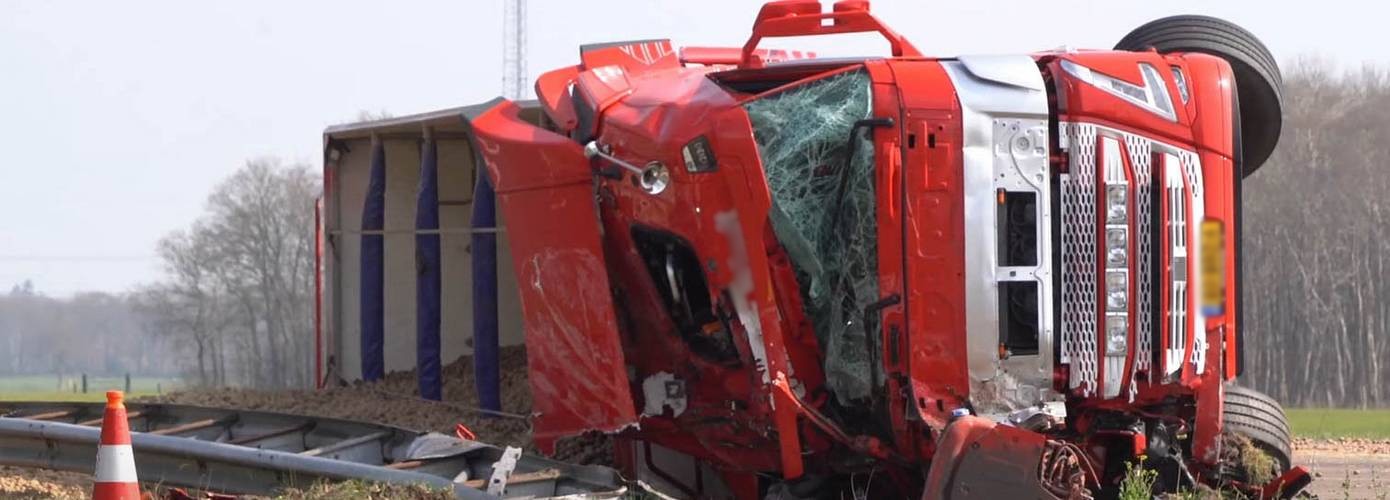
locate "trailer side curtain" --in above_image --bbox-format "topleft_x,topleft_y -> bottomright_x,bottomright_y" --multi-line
416,135 -> 442,400
359,137 -> 387,382
471,172 -> 500,411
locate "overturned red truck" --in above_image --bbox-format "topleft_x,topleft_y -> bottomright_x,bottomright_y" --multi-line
387,1 -> 1306,497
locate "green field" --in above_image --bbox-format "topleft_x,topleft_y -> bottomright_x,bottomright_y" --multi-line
0,374 -> 181,402
1286,408 -> 1390,439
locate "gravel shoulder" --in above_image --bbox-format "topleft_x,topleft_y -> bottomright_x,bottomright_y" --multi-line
1295,439 -> 1390,499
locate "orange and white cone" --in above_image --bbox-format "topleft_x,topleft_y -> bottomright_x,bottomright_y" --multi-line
93,390 -> 140,499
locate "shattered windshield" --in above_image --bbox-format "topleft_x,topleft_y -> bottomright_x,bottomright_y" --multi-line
744,69 -> 879,404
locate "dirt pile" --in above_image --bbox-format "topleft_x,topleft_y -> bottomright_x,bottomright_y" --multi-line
139,347 -> 533,446
0,466 -> 86,499
136,346 -> 612,464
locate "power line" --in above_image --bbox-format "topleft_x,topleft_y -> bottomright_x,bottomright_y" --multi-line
0,255 -> 156,262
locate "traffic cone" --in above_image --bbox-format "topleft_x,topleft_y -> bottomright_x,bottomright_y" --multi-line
93,390 -> 140,499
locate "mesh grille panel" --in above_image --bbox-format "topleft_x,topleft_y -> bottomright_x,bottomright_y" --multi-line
1126,136 -> 1154,395
1059,123 -> 1099,397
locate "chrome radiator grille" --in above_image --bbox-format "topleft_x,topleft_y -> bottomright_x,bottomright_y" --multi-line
1180,151 -> 1207,375
1163,156 -> 1189,376
1059,122 -> 1186,399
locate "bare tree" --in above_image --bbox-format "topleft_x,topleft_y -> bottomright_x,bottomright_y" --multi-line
135,159 -> 319,388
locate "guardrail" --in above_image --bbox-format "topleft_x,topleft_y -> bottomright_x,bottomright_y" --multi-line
0,402 -> 626,499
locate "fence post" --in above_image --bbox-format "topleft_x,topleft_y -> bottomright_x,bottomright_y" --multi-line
125,373 -> 131,393
81,374 -> 87,394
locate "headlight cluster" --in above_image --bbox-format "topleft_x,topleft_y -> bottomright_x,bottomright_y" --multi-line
1106,186 -> 1127,224
1104,185 -> 1129,357
1106,316 -> 1128,356
1060,59 -> 1177,122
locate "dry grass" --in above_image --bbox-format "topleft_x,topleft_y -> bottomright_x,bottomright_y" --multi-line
266,480 -> 454,500
1227,433 -> 1278,486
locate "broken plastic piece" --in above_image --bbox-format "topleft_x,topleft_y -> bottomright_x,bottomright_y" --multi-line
487,446 -> 523,495
454,423 -> 477,442
641,372 -> 689,417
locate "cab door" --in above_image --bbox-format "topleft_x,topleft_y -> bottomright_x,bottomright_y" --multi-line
886,60 -> 972,428
464,98 -> 638,453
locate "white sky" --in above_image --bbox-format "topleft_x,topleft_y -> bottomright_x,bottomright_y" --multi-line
1,0 -> 1382,296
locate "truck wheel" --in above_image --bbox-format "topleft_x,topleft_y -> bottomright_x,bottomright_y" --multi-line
1115,15 -> 1283,177
1223,385 -> 1292,473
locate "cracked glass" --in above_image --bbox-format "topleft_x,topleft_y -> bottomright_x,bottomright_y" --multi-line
744,69 -> 879,404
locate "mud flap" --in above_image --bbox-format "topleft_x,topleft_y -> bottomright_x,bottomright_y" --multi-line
923,416 -> 1086,500
462,98 -> 638,453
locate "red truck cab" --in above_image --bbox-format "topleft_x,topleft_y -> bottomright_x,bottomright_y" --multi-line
463,1 -> 1300,497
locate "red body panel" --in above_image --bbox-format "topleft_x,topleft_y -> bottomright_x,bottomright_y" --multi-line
886,60 -> 971,432
1185,53 -> 1240,464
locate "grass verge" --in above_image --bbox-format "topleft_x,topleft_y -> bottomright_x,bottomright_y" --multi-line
267,480 -> 454,500
0,374 -> 178,402
1286,408 -> 1390,439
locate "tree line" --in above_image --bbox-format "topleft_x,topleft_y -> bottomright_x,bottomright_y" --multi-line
1241,59 -> 1390,408
0,281 -> 176,377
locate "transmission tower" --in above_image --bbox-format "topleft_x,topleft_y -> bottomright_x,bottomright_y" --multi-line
502,0 -> 528,100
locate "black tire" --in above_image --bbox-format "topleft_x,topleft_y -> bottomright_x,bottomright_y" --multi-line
1223,384 -> 1292,471
1115,15 -> 1283,177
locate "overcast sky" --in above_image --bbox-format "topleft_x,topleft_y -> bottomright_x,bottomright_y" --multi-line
1,0 -> 1382,296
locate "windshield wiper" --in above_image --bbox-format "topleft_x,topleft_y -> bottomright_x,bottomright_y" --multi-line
825,116 -> 894,400
828,117 -> 893,236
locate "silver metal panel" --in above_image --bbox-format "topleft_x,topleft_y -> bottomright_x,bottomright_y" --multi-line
994,117 -> 1055,395
958,54 -> 1047,91
942,57 -> 1055,411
